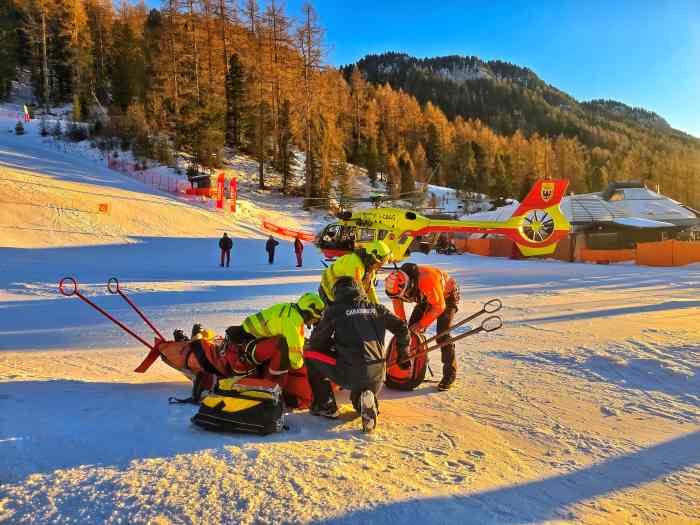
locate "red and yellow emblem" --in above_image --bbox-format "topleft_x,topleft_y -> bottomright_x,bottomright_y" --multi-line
541,182 -> 555,202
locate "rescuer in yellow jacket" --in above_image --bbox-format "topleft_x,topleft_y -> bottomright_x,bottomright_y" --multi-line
319,240 -> 392,305
225,293 -> 326,371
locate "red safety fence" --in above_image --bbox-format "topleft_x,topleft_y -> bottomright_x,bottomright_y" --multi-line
185,187 -> 216,197
107,158 -> 190,194
262,220 -> 315,242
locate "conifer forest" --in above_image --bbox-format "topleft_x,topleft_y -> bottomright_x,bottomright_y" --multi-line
1,0 -> 698,208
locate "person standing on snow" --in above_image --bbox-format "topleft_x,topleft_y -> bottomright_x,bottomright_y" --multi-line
294,235 -> 304,267
384,263 -> 460,391
219,232 -> 233,267
266,235 -> 280,264
304,277 -> 410,433
318,240 -> 391,305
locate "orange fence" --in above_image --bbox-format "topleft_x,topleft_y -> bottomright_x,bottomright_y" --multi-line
450,236 -> 700,267
579,248 -> 636,264
185,187 -> 216,197
636,240 -> 700,267
453,238 -> 514,258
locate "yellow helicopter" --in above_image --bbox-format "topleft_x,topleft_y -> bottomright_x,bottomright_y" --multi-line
315,179 -> 571,261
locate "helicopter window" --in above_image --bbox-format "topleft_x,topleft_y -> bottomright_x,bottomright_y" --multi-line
339,226 -> 356,250
358,228 -> 376,242
320,224 -> 341,248
377,229 -> 388,240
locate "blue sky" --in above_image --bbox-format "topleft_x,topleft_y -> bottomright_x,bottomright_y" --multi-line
148,0 -> 700,137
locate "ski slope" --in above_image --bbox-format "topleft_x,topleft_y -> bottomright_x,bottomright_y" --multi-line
1,113 -> 699,524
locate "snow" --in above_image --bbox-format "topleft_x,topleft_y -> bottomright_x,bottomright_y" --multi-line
612,217 -> 675,228
1,108 -> 700,524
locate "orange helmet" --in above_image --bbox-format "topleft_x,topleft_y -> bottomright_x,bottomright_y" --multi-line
385,270 -> 410,298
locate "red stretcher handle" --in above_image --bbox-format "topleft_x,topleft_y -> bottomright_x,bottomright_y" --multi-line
59,277 -> 164,373
107,277 -> 166,341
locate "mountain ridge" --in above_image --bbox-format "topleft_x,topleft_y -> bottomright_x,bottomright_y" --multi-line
344,52 -> 694,144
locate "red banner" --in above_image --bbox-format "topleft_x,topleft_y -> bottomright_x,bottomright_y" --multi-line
262,221 -> 315,242
230,177 -> 237,213
216,173 -> 225,209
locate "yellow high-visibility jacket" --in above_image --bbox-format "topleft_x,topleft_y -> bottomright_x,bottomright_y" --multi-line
242,303 -> 306,369
320,252 -> 379,304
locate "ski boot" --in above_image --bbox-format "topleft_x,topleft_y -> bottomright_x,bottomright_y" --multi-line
310,396 -> 340,419
359,390 -> 378,433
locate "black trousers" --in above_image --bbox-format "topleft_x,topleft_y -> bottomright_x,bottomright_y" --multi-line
408,290 -> 459,374
267,250 -> 275,263
305,349 -> 383,412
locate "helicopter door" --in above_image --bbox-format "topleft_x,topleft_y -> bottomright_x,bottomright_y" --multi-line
339,225 -> 357,250
358,228 -> 376,243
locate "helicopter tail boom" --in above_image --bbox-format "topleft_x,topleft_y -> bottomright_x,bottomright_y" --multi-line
409,179 -> 571,257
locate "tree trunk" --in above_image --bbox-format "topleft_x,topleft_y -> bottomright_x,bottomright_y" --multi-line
41,4 -> 49,111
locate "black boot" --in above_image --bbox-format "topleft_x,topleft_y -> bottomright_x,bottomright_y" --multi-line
437,365 -> 457,391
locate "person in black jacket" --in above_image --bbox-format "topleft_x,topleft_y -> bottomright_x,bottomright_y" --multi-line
266,235 -> 280,264
304,276 -> 411,433
219,233 -> 233,267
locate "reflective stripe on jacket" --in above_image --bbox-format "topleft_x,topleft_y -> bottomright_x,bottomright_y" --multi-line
242,303 -> 305,369
320,253 -> 379,304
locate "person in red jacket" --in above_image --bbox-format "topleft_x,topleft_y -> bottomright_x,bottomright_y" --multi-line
385,263 -> 460,391
294,235 -> 304,267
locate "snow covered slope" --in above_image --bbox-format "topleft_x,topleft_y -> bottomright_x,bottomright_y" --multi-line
1,112 -> 699,524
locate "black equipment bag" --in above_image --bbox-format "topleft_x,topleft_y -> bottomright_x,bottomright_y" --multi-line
191,378 -> 285,435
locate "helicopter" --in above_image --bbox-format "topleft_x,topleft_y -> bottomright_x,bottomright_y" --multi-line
315,179 -> 571,262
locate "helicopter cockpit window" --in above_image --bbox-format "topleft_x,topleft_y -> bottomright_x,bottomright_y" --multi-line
377,229 -> 388,240
399,233 -> 412,244
320,224 -> 341,248
358,228 -> 376,242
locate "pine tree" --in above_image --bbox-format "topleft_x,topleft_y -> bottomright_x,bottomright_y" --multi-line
425,122 -> 442,180
0,0 -> 21,99
224,53 -> 246,151
366,138 -> 379,186
398,151 -> 416,199
276,98 -> 295,193
386,153 -> 400,197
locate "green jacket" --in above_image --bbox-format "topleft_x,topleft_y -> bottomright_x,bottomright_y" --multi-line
242,303 -> 306,369
320,252 -> 379,304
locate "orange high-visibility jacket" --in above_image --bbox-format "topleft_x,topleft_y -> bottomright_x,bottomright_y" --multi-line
392,265 -> 456,329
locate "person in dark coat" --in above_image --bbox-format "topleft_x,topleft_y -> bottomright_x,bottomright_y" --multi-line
304,276 -> 410,433
294,235 -> 304,267
265,235 -> 280,264
219,233 -> 233,267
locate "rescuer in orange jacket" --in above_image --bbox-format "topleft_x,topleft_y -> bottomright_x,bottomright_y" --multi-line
385,263 -> 460,390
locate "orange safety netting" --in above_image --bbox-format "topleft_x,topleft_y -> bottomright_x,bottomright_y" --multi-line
262,220 -> 315,242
